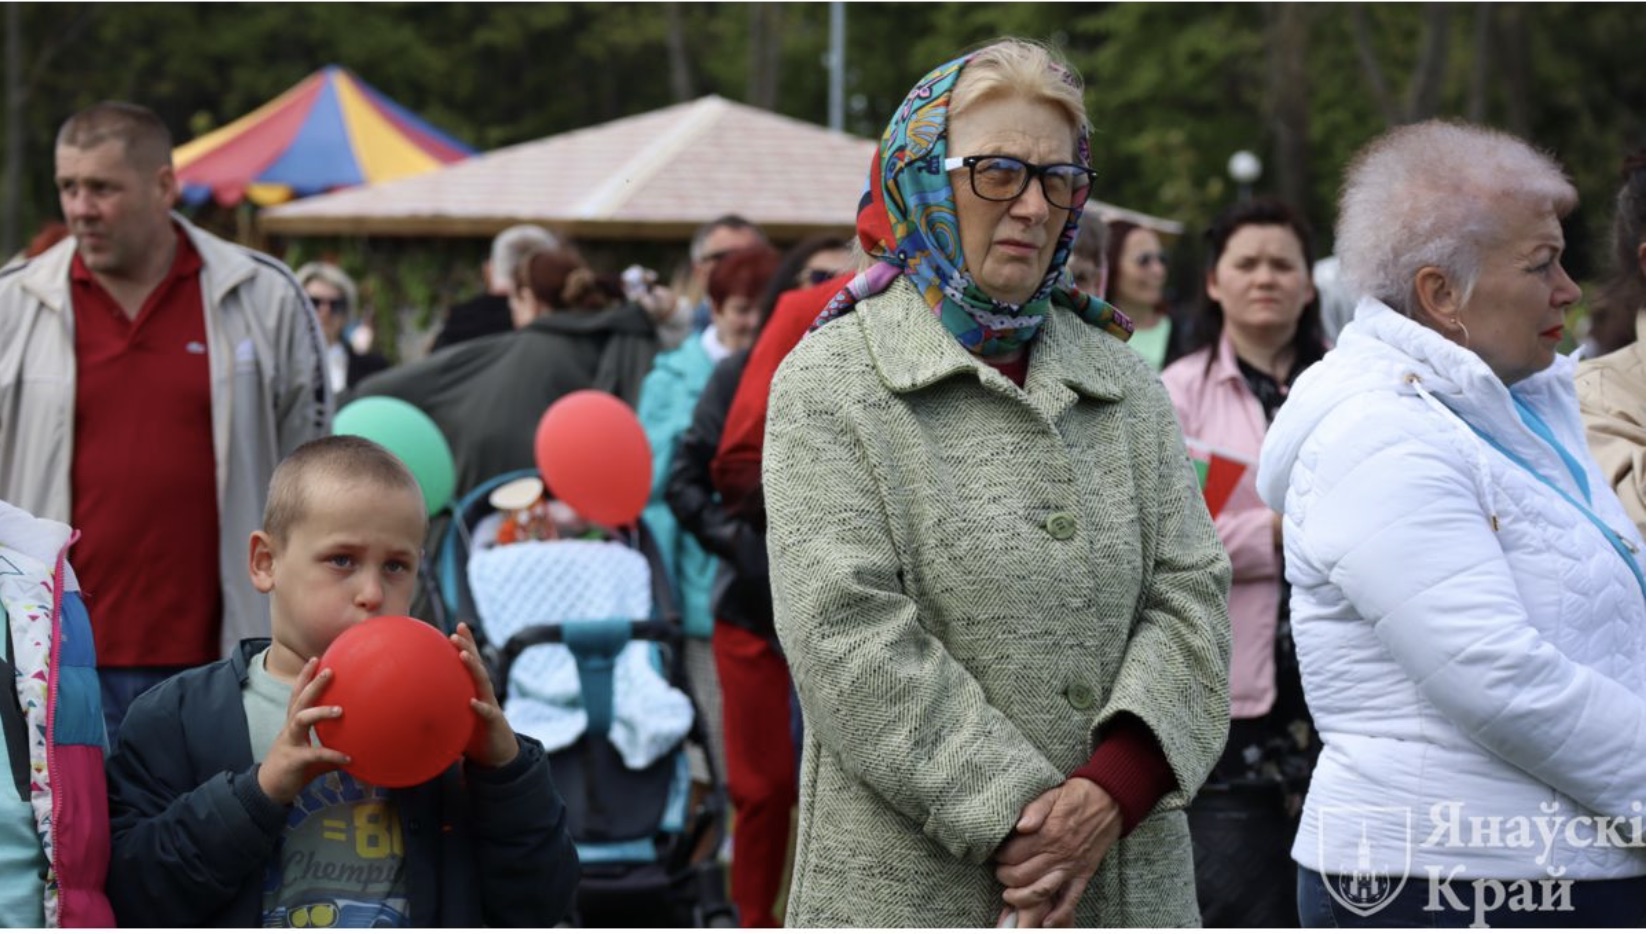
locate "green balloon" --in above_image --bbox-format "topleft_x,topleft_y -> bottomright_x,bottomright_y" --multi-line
332,397 -> 457,516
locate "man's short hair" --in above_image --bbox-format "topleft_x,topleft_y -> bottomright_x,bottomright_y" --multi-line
263,435 -> 426,545
690,215 -> 767,264
489,225 -> 560,293
56,101 -> 174,172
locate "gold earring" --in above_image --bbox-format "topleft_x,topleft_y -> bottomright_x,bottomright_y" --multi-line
1452,317 -> 1471,347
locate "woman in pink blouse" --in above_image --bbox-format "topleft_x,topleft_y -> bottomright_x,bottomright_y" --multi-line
1160,197 -> 1326,928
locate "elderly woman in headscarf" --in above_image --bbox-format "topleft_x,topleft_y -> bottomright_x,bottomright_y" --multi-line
1257,120 -> 1646,927
761,38 -> 1232,928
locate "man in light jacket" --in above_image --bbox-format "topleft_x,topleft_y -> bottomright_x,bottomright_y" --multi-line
0,101 -> 330,745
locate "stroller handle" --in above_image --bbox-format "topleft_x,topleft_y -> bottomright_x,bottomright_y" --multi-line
499,616 -> 683,663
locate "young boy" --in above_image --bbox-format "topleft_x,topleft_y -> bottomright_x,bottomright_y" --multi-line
104,435 -> 579,927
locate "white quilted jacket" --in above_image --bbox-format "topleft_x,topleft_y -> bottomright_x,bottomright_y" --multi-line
1258,298 -> 1647,881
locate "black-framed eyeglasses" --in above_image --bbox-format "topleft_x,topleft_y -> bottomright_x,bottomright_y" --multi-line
1134,251 -> 1170,269
306,295 -> 345,311
942,154 -> 1096,210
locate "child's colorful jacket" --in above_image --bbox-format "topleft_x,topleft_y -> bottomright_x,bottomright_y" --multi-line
0,499 -> 115,927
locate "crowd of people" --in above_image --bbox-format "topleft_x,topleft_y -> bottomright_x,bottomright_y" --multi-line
0,33 -> 1643,930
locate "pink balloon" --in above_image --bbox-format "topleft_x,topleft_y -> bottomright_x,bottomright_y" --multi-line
534,390 -> 652,527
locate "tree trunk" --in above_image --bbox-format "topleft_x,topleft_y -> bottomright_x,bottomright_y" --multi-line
1402,3 -> 1452,121
4,0 -> 22,258
745,3 -> 780,109
1495,3 -> 1532,137
5,3 -> 100,257
1348,4 -> 1399,125
1265,3 -> 1311,213
762,3 -> 783,110
1467,2 -> 1493,122
665,2 -> 694,102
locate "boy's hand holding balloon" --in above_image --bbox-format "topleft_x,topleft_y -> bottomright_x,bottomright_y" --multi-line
257,657 -> 351,805
452,621 -> 520,769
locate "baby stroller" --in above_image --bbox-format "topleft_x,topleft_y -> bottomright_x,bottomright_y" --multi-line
436,468 -> 736,927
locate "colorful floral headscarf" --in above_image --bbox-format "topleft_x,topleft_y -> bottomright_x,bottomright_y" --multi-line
813,50 -> 1132,356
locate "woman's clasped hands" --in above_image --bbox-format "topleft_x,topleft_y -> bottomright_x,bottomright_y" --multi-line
994,779 -> 1124,928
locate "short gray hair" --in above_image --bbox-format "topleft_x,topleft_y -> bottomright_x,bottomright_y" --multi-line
1336,119 -> 1576,318
489,224 -> 559,292
293,261 -> 358,317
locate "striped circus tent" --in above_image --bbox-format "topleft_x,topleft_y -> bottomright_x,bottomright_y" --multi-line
173,65 -> 474,208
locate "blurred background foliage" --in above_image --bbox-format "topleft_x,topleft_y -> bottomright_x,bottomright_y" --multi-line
4,2 -> 1642,355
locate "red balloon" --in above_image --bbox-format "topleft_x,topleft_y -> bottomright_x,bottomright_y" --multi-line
534,390 -> 652,527
314,616 -> 476,788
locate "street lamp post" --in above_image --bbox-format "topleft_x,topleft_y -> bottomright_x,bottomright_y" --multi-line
1228,150 -> 1262,201
827,1 -> 845,132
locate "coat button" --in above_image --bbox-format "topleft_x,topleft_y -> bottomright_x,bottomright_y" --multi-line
1045,512 -> 1077,540
1065,683 -> 1095,710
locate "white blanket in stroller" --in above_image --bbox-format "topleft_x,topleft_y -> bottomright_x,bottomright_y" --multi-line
468,539 -> 694,769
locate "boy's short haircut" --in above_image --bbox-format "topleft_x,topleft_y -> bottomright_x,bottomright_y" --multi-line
263,435 -> 426,544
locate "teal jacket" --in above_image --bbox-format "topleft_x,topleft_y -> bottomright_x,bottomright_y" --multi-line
636,336 -> 719,638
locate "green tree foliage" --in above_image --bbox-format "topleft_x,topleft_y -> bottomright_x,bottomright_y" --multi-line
1074,3 -> 1269,229
4,2 -> 1642,341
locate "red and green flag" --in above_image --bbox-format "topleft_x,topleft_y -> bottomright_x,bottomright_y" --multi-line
1186,439 -> 1251,519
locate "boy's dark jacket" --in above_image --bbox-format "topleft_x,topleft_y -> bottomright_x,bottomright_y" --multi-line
105,639 -> 580,927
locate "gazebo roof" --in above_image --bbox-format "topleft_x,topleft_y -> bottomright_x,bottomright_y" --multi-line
259,95 -> 1182,241
259,95 -> 871,240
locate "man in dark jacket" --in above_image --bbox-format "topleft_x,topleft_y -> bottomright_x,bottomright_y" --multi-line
350,301 -> 660,500
105,639 -> 578,927
431,225 -> 560,351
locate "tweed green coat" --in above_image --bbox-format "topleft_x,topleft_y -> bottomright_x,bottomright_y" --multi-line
763,277 -> 1232,927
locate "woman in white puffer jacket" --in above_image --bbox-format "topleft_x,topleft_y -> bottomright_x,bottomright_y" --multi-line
1257,119 -> 1646,927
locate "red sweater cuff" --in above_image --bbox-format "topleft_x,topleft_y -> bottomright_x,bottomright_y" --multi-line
1069,717 -> 1176,836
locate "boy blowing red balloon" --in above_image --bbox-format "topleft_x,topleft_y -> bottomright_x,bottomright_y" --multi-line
105,435 -> 580,926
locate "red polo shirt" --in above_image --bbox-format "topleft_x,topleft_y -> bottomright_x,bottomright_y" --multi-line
70,224 -> 221,668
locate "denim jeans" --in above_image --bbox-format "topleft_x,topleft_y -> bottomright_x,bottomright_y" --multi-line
1298,865 -> 1646,928
1189,782 -> 1301,926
